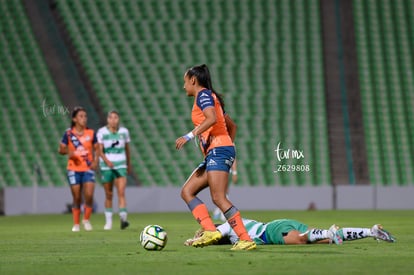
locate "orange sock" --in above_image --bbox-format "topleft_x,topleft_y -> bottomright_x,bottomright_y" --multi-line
227,211 -> 251,241
83,206 -> 93,221
72,208 -> 80,225
191,204 -> 216,231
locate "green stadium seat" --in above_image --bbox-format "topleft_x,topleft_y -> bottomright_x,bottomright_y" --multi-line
353,0 -> 414,185
0,0 -> 72,187
51,0 -> 334,186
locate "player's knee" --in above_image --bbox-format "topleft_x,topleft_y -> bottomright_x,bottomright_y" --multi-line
84,193 -> 93,202
117,189 -> 125,197
72,202 -> 81,208
180,188 -> 187,200
298,235 -> 308,244
73,195 -> 82,205
180,188 -> 192,202
298,239 -> 307,244
106,191 -> 113,200
84,197 -> 93,206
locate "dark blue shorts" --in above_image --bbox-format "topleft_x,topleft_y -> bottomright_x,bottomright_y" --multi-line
198,146 -> 235,172
67,170 -> 96,185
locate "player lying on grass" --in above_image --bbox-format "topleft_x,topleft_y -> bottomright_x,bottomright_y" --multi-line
184,218 -> 396,246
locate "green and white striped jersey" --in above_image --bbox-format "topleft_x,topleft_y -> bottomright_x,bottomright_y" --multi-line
96,126 -> 130,170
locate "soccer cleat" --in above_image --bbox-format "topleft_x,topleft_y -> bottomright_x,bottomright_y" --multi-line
230,240 -> 257,251
371,224 -> 396,243
72,224 -> 80,232
328,224 -> 343,245
193,228 -> 205,239
192,230 -> 222,247
104,223 -> 112,230
82,220 -> 93,231
184,228 -> 205,246
120,220 -> 129,230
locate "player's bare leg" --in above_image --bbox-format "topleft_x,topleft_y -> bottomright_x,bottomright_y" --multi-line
208,171 -> 256,251
181,168 -> 222,247
82,182 -> 94,231
181,167 -> 208,203
116,176 -> 129,229
103,182 -> 113,230
70,184 -> 82,232
283,230 -> 308,244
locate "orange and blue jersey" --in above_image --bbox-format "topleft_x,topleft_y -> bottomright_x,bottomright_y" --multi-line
192,89 -> 233,155
61,128 -> 97,172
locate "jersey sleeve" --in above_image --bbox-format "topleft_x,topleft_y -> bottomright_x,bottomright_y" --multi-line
96,129 -> 103,144
92,131 -> 98,144
125,128 -> 131,143
61,131 -> 68,145
196,90 -> 215,111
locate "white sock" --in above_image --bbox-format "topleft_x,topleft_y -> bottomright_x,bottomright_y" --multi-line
307,229 -> 331,242
119,210 -> 127,222
341,228 -> 372,241
217,221 -> 232,236
105,210 -> 113,224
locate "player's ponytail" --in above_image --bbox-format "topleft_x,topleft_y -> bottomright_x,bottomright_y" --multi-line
186,64 -> 225,110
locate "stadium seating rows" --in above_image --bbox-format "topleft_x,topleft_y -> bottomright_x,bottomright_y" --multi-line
0,0 -> 68,187
2,0 -> 411,188
56,0 -> 331,186
353,0 -> 414,185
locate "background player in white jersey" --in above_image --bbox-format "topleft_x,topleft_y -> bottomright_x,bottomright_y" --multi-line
97,111 -> 131,230
185,218 -> 395,246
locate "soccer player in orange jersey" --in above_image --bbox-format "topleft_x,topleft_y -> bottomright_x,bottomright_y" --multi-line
59,107 -> 99,232
175,64 -> 256,251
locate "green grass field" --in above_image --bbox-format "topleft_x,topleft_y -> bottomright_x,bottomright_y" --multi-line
0,210 -> 413,275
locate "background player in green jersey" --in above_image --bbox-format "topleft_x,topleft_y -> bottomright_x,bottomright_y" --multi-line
97,111 -> 131,230
185,218 -> 395,246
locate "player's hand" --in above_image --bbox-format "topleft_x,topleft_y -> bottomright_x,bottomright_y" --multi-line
105,160 -> 114,168
127,165 -> 132,174
90,160 -> 98,170
69,151 -> 82,164
232,174 -> 238,184
175,136 -> 188,150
